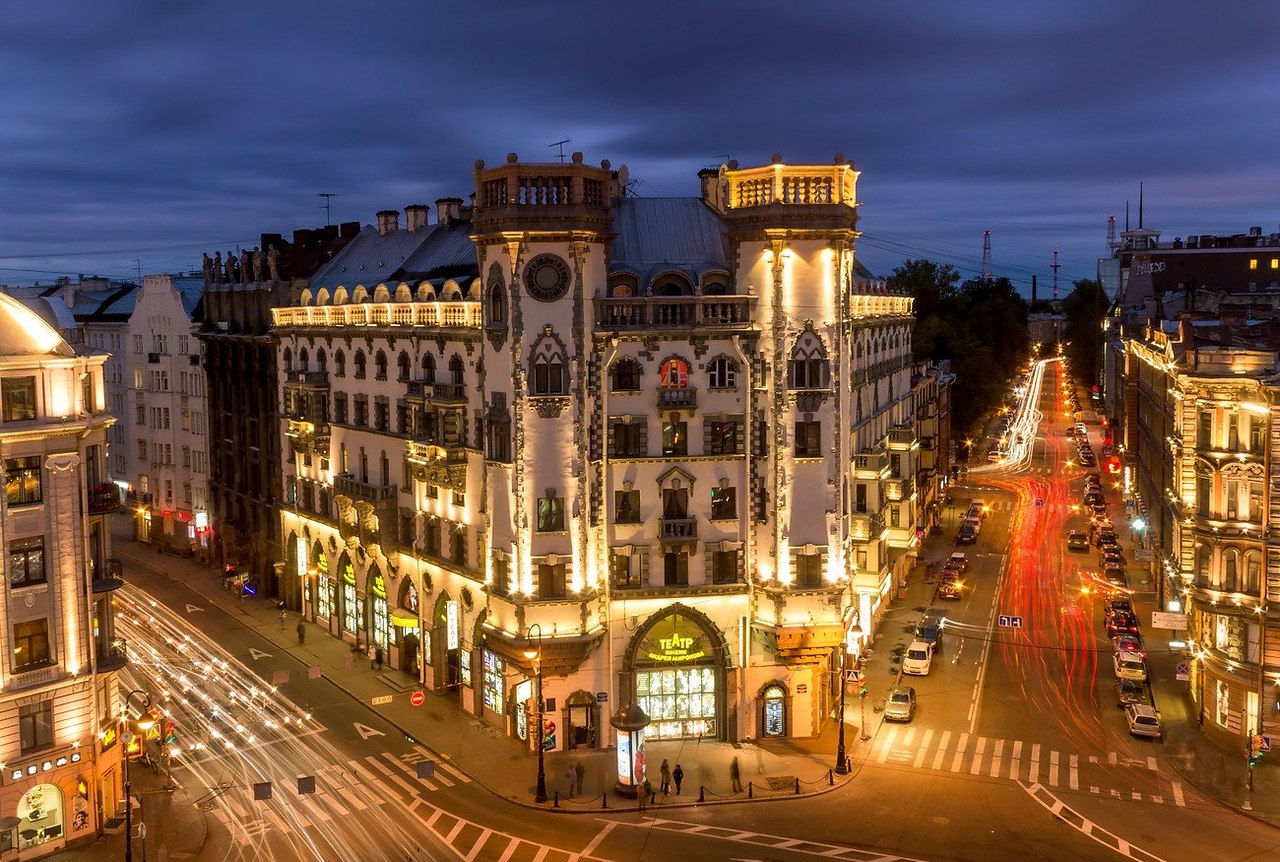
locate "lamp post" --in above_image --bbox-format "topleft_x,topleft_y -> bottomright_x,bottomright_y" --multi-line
523,623 -> 547,803
835,622 -> 862,774
123,689 -> 153,862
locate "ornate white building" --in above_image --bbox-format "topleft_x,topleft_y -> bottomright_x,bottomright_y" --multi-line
276,154 -> 919,753
0,291 -> 123,857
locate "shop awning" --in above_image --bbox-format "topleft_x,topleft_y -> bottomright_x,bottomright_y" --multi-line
390,607 -> 420,627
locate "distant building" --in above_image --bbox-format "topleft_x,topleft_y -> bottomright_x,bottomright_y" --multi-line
274,154 -> 933,748
0,291 -> 123,856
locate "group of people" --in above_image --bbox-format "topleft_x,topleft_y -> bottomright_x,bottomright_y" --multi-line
635,758 -> 689,810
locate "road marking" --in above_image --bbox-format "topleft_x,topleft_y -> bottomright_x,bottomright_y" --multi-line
914,729 -> 934,768
581,822 -> 617,858
1069,754 -> 1078,790
951,732 -> 969,773
932,730 -> 951,771
969,737 -> 987,775
902,727 -> 916,747
1019,781 -> 1168,862
184,603 -> 204,613
365,754 -> 423,799
876,726 -> 898,764
989,738 -> 1004,778
1030,743 -> 1041,781
1151,795 -> 1162,804
1172,782 -> 1185,807
1147,756 -> 1158,772
1108,751 -> 1118,766
496,840 -> 520,862
382,752 -> 439,791
353,721 -> 386,740
412,745 -> 468,785
463,828 -> 494,862
1049,750 -> 1059,786
1009,739 -> 1023,781
248,647 -> 273,661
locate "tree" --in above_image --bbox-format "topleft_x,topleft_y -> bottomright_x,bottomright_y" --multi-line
1060,279 -> 1106,389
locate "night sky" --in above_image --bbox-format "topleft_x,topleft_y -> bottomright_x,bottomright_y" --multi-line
3,2 -> 1277,295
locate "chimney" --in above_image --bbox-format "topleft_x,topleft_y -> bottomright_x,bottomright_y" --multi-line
376,210 -> 400,236
699,167 -> 724,213
404,204 -> 429,233
434,198 -> 463,227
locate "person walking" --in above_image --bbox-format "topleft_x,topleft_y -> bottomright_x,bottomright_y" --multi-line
730,756 -> 742,792
638,778 -> 652,813
375,645 -> 384,671
672,762 -> 684,795
659,759 -> 671,795
296,621 -> 306,644
368,644 -> 376,670
279,609 -> 287,632
574,761 -> 585,795
565,765 -> 577,799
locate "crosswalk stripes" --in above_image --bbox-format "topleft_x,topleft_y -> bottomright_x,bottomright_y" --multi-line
870,733 -> 1184,807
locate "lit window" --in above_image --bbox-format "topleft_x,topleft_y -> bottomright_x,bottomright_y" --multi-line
1249,259 -> 1258,270
659,358 -> 689,388
1272,259 -> 1279,270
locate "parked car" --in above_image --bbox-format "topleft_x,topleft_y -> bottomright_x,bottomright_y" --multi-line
915,615 -> 945,650
1067,530 -> 1090,552
957,523 -> 977,545
1104,598 -> 1134,619
1107,612 -> 1140,636
1102,565 -> 1128,588
948,552 -> 969,573
1125,703 -> 1162,738
1115,678 -> 1149,707
902,641 -> 934,676
1113,651 -> 1149,682
1111,633 -> 1145,658
883,686 -> 917,722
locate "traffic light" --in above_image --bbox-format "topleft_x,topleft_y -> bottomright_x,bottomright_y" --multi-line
1249,735 -> 1266,766
163,720 -> 177,746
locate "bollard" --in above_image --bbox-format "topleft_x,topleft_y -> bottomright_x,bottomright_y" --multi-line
602,793 -> 607,809
828,768 -> 834,786
698,786 -> 705,803
553,791 -> 560,809
795,777 -> 800,795
748,781 -> 753,799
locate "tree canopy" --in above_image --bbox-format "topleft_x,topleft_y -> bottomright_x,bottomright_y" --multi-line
1059,278 -> 1107,390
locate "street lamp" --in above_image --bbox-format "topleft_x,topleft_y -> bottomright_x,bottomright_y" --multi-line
835,622 -> 863,774
523,623 -> 547,803
123,689 -> 153,862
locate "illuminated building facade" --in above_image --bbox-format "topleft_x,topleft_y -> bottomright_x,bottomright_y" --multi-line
1126,311 -> 1280,745
277,154 -> 920,746
0,292 -> 122,857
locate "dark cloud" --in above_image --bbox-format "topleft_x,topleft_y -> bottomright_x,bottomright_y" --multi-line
2,1 -> 1277,289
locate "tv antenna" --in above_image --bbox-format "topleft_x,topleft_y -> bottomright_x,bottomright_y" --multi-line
548,139 -> 571,163
316,193 -> 343,226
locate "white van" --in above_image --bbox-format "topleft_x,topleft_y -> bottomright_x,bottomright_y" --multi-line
902,641 -> 933,676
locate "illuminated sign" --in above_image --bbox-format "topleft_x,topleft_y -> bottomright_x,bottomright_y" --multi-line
446,601 -> 459,651
641,615 -> 708,663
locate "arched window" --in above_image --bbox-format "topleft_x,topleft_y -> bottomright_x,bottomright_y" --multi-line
659,358 -> 689,389
1223,549 -> 1239,592
611,358 -> 642,392
488,282 -> 506,325
374,350 -> 388,381
353,350 -> 367,380
1244,550 -> 1263,593
299,348 -> 309,370
761,685 -> 786,737
317,349 -> 327,372
334,350 -> 346,377
449,355 -> 465,386
788,332 -> 829,389
708,356 -> 738,390
1195,543 -> 1212,589
703,281 -> 731,296
530,336 -> 567,395
397,351 -> 410,382
654,279 -> 691,297
282,347 -> 293,370
422,354 -> 436,383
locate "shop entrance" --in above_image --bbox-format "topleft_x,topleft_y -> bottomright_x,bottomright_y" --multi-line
624,603 -> 728,741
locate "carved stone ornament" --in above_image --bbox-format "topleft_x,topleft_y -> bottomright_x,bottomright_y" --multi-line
523,254 -> 571,302
531,396 -> 571,418
795,391 -> 829,413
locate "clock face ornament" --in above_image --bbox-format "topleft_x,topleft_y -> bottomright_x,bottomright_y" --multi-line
524,254 -> 571,301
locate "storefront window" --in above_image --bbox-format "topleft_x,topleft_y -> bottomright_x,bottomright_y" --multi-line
483,650 -> 504,714
16,783 -> 63,850
762,685 -> 786,736
460,648 -> 473,688
636,666 -> 717,739
317,577 -> 332,619
342,582 -> 357,634
372,595 -> 388,649
514,679 -> 532,740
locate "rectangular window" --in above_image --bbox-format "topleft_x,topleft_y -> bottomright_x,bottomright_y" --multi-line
794,421 -> 821,457
664,552 -> 688,586
711,549 -> 739,584
1198,411 -> 1214,448
794,553 -> 822,588
614,489 -> 641,523
613,421 -> 642,456
9,537 -> 46,587
491,556 -> 510,596
710,486 -> 736,520
611,551 -> 641,589
537,563 -> 566,598
662,419 -> 687,456
1,376 -> 37,422
537,494 -> 565,531
855,483 -> 868,513
424,520 -> 441,557
487,420 -> 511,462
13,619 -> 51,673
19,700 -> 53,753
450,529 -> 467,566
533,362 -> 564,395
4,456 -> 42,506
706,420 -> 740,455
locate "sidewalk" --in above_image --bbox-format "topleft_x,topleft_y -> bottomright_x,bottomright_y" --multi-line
109,517 -> 851,824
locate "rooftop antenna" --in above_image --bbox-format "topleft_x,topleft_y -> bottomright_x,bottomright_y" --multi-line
1106,215 -> 1118,254
981,230 -> 992,281
134,259 -> 143,283
1051,246 -> 1061,301
549,139 -> 571,164
316,193 -> 343,226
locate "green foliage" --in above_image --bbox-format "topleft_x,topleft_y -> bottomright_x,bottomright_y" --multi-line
889,260 -> 1031,438
1060,279 -> 1107,388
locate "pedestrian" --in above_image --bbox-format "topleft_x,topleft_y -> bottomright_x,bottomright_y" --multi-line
730,756 -> 742,792
279,609 -> 287,632
375,645 -> 384,670
574,761 -> 585,795
672,762 -> 683,794
638,778 -> 652,813
565,765 -> 577,799
368,644 -> 376,670
659,759 -> 671,795
296,621 -> 306,644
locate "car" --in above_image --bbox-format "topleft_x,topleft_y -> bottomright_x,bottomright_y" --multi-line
1104,598 -> 1135,620
1115,678 -> 1149,707
1102,565 -> 1128,587
1084,492 -> 1104,507
1125,703 -> 1162,738
915,615 -> 945,650
1111,633 -> 1145,657
964,514 -> 982,534
1114,650 -> 1148,681
948,552 -> 969,573
1100,547 -> 1125,565
970,499 -> 988,516
1080,456 -> 1097,467
883,686 -> 917,722
957,523 -> 977,545
1107,612 -> 1140,636
1067,530 -> 1090,551
937,574 -> 964,599
1096,529 -> 1118,548
902,641 -> 934,676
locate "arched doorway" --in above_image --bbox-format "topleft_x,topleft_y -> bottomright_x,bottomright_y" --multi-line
624,603 -> 729,740
312,542 -> 331,629
564,690 -> 598,750
391,576 -> 421,677
757,682 -> 789,737
430,592 -> 461,698
337,552 -> 359,642
367,564 -> 389,652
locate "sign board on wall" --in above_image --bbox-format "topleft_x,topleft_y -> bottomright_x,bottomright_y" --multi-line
1151,612 -> 1187,630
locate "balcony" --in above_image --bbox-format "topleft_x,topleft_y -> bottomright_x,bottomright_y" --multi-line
95,637 -> 129,672
285,369 -> 330,387
850,512 -> 886,542
406,380 -> 467,403
88,483 -> 121,515
659,517 -> 698,541
885,476 -> 915,502
887,426 -> 916,448
657,387 -> 697,409
333,474 -> 398,503
596,296 -> 754,331
852,450 -> 887,478
407,442 -> 468,466
92,558 -> 125,593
